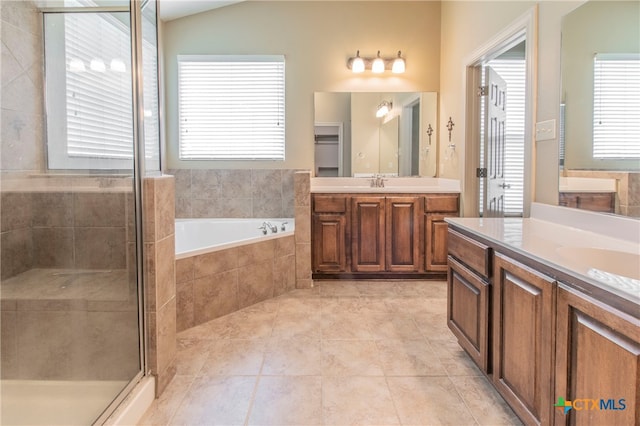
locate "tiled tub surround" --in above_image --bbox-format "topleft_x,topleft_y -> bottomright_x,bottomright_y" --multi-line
564,170 -> 640,217
168,168 -> 299,219
143,175 -> 177,397
0,175 -> 139,381
175,234 -> 297,332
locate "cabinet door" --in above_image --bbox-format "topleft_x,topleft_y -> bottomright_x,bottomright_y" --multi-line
425,214 -> 452,272
447,256 -> 490,372
312,214 -> 347,272
555,284 -> 639,426
386,197 -> 421,272
493,253 -> 555,426
351,196 -> 385,272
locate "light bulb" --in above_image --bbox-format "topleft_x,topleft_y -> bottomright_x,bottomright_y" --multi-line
376,101 -> 392,118
392,51 -> 405,74
372,51 -> 385,73
351,50 -> 365,73
110,58 -> 126,73
90,59 -> 106,72
69,58 -> 85,72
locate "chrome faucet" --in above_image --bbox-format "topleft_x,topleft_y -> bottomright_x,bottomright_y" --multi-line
370,174 -> 386,188
258,221 -> 277,234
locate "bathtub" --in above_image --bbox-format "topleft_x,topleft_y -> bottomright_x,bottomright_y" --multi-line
174,218 -> 297,331
175,218 -> 295,259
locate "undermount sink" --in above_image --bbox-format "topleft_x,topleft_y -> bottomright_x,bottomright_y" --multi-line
556,247 -> 640,280
310,177 -> 462,193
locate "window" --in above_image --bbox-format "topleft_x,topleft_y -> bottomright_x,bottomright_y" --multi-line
44,10 -> 160,170
178,55 -> 285,160
593,53 -> 640,159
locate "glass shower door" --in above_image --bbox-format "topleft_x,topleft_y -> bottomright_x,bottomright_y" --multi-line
0,0 -> 157,423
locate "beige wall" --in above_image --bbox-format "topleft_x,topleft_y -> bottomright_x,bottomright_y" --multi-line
1,0 -> 45,173
162,1 -> 441,170
562,1 -> 640,171
163,1 -> 598,214
439,1 -> 582,215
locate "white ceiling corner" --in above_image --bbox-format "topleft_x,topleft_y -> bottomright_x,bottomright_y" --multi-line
159,0 -> 245,21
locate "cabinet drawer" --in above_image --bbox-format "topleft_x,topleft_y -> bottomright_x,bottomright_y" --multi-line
425,195 -> 459,213
448,229 -> 491,278
313,195 -> 347,213
448,256 -> 490,373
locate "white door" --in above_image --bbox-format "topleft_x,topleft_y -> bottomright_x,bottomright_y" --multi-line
483,67 -> 508,217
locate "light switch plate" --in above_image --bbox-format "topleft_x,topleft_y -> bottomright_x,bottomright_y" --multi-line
535,119 -> 556,141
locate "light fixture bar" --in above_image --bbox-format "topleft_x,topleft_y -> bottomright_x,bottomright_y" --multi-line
346,50 -> 406,73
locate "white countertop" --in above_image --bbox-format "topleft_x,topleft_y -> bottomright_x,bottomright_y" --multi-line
446,204 -> 640,305
311,177 -> 461,193
559,176 -> 616,193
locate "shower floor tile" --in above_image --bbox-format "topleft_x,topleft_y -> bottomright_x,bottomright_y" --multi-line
139,280 -> 522,426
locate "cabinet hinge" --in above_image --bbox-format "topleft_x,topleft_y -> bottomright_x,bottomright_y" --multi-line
477,86 -> 488,97
476,168 -> 487,178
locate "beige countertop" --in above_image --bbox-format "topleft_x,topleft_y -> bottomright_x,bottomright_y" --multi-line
446,204 -> 640,306
311,177 -> 461,193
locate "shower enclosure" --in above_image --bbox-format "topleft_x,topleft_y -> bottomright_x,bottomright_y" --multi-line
1,0 -> 159,423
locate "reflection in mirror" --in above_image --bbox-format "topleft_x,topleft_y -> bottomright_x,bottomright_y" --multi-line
314,92 -> 437,177
560,0 -> 640,217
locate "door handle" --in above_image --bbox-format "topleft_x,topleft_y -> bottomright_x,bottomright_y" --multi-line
499,183 -> 511,189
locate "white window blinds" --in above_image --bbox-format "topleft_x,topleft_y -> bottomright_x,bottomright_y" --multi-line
593,53 -> 640,159
486,59 -> 526,217
65,13 -> 133,160
178,55 -> 285,160
45,11 -> 135,170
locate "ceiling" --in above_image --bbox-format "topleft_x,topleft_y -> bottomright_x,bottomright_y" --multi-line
159,0 -> 244,21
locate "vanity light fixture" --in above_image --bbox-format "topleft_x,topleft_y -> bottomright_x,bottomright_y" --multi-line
372,51 -> 385,73
351,50 -> 365,73
392,51 -> 405,73
376,100 -> 392,118
347,50 -> 406,74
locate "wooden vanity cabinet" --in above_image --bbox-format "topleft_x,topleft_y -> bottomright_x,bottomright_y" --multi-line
351,195 -> 422,272
425,195 -> 460,272
493,253 -> 555,426
312,192 -> 458,278
559,192 -> 615,213
385,197 -> 422,272
312,195 -> 349,272
351,196 -> 386,272
447,229 -> 492,373
554,284 -> 640,426
447,222 -> 640,426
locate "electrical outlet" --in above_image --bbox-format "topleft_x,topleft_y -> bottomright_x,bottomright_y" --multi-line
535,119 -> 556,141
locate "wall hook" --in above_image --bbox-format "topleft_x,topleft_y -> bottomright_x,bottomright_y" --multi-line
426,123 -> 433,145
446,117 -> 456,149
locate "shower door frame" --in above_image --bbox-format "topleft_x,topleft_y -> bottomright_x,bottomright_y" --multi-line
39,0 -> 155,423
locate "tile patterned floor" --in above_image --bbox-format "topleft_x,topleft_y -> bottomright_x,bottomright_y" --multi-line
139,280 -> 522,426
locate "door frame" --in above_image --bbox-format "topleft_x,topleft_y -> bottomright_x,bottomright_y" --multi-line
399,93 -> 421,176
314,122 -> 344,176
463,6 -> 537,217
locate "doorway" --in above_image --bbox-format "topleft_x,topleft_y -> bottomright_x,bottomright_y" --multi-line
464,8 -> 537,217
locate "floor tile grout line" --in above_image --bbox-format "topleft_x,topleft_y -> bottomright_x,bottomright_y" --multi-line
164,375 -> 198,426
383,375 -> 404,426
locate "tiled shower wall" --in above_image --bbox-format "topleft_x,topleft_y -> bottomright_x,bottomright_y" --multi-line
1,187 -> 132,280
168,168 -> 299,219
1,0 -> 45,173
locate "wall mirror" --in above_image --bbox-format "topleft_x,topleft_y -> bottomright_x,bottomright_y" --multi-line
314,92 -> 437,177
560,0 -> 639,217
